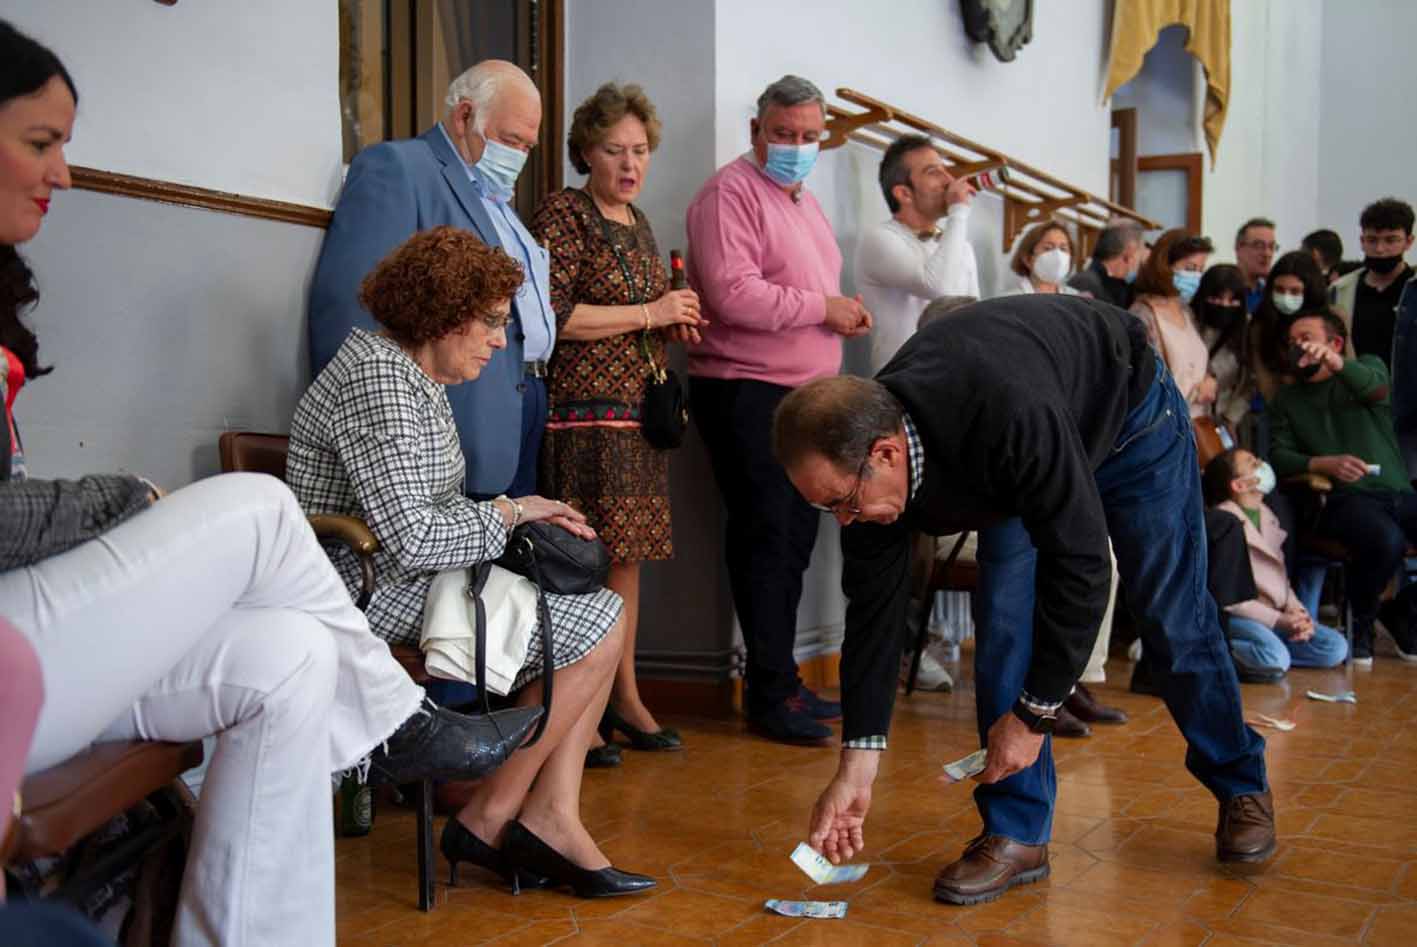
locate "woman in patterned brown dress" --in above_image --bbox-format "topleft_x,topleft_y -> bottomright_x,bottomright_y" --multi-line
531,83 -> 705,753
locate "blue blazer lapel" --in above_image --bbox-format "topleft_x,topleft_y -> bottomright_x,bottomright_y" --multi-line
419,126 -> 502,249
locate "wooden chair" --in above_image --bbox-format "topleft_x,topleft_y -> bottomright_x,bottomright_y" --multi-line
4,739 -> 203,935
218,431 -> 437,911
904,532 -> 977,695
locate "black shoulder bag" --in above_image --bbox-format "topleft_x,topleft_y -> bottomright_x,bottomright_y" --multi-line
593,199 -> 689,450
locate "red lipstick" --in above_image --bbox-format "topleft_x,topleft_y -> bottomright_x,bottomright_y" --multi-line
33,198 -> 50,214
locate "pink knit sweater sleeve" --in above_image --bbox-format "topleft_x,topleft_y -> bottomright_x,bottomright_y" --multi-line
686,176 -> 827,332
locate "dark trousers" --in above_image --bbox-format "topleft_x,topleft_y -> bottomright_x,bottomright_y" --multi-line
690,377 -> 819,715
509,375 -> 548,498
972,359 -> 1267,844
1315,490 -> 1417,632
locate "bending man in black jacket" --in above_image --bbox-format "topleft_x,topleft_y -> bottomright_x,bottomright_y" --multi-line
773,294 -> 1272,906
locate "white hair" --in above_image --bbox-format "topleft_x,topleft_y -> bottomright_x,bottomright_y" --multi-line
444,62 -> 537,133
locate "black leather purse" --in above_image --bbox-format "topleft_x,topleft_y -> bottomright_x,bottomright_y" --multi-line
639,352 -> 689,450
496,521 -> 611,595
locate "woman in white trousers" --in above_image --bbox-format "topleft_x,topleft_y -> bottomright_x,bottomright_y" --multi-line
0,21 -> 536,944
2,474 -> 424,945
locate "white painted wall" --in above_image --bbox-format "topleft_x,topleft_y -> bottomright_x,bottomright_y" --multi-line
1317,0 -> 1417,249
714,0 -> 1114,300
1201,0 -> 1323,261
2,0 -> 342,208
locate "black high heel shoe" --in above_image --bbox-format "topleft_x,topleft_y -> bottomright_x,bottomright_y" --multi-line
599,706 -> 683,751
501,819 -> 656,898
440,818 -> 551,893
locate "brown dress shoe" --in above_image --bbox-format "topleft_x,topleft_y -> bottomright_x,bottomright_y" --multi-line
933,834 -> 1049,905
1064,683 -> 1129,725
1053,704 -> 1091,738
1215,790 -> 1277,863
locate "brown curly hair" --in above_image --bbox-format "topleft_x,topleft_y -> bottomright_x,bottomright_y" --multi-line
359,226 -> 524,346
567,82 -> 662,175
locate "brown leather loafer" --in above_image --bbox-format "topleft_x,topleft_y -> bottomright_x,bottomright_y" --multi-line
1064,683 -> 1129,725
1215,790 -> 1277,863
933,834 -> 1049,905
1053,705 -> 1091,738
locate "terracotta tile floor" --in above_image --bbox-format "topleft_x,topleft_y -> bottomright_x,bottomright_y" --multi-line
335,654 -> 1417,945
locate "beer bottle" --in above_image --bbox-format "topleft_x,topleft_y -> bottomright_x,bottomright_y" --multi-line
336,772 -> 373,837
669,250 -> 687,291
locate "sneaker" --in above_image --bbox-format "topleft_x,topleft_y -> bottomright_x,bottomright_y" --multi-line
1377,600 -> 1417,662
748,698 -> 832,744
1351,627 -> 1375,668
796,685 -> 842,720
902,645 -> 954,692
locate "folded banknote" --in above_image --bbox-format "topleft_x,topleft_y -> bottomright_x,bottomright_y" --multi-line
790,842 -> 868,884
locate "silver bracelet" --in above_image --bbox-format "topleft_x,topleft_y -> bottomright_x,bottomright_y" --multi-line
494,494 -> 522,530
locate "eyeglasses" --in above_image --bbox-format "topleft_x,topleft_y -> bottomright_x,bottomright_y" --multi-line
476,309 -> 512,330
1240,240 -> 1280,253
810,456 -> 869,516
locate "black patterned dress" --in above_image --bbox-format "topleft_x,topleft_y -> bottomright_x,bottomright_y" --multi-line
531,188 -> 674,563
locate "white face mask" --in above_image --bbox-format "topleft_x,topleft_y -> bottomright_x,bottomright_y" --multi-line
1032,248 -> 1071,285
1273,292 -> 1304,316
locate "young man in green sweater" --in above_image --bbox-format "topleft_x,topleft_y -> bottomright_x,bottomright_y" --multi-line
1270,310 -> 1417,664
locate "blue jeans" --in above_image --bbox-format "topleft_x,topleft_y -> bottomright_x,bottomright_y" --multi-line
973,359 -> 1267,845
1227,616 -> 1348,672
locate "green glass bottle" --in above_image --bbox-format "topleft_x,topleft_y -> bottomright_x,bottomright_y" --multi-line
336,773 -> 373,837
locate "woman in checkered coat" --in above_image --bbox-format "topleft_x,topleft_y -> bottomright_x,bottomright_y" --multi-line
289,227 -> 653,898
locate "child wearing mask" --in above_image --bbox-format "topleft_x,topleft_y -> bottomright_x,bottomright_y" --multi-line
1202,448 -> 1349,678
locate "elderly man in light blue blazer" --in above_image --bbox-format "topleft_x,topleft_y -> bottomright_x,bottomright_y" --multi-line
309,60 -> 555,498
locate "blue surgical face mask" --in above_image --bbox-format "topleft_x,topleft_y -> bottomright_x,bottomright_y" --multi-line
1173,270 -> 1202,303
474,137 -> 528,201
1124,268 -> 1139,285
1252,460 -> 1277,495
763,142 -> 819,187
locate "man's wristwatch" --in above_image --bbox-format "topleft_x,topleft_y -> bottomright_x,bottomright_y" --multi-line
1010,698 -> 1058,735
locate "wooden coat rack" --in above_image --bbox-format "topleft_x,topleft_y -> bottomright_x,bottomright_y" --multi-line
822,88 -> 1158,257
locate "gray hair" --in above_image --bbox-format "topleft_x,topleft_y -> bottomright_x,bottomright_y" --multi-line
1092,221 -> 1144,262
444,61 -> 537,131
755,75 -> 826,121
773,376 -> 904,473
917,295 -> 978,331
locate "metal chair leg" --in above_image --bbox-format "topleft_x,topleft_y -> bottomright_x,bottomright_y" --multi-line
415,779 -> 435,911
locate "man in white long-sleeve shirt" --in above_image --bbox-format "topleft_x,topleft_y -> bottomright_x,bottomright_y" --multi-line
855,134 -> 981,375
853,135 -> 981,692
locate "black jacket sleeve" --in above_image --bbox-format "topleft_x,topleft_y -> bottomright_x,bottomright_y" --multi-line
838,517 -> 914,742
1000,403 -> 1112,705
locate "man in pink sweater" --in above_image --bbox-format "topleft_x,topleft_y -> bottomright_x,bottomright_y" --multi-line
685,75 -> 872,744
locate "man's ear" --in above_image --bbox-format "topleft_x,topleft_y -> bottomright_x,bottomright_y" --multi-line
1332,333 -> 1347,357
451,101 -> 476,137
892,183 -> 913,210
872,435 -> 904,467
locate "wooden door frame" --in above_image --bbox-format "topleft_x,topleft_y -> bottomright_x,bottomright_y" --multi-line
1137,152 -> 1203,234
